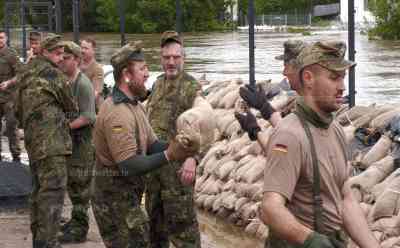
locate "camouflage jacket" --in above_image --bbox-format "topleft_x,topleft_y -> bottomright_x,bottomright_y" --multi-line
0,46 -> 22,102
16,56 -> 77,161
146,71 -> 201,141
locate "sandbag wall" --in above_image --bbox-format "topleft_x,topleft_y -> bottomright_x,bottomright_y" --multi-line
194,78 -> 294,240
194,78 -> 400,247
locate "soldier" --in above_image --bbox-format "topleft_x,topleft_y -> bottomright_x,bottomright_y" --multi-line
27,31 -> 42,63
80,36 -> 104,110
235,40 -> 306,139
259,41 -> 380,248
58,41 -> 96,243
16,34 -> 77,248
145,31 -> 201,248
0,29 -> 22,162
92,41 -> 196,248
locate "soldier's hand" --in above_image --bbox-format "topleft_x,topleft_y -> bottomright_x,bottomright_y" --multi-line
0,81 -> 9,91
165,138 -> 197,162
239,84 -> 277,120
234,110 -> 260,141
178,157 -> 196,186
301,232 -> 344,248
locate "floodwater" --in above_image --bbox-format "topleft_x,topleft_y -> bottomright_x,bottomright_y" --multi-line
70,30 -> 400,106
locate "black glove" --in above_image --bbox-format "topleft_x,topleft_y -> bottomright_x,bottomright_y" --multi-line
239,84 -> 277,120
234,110 -> 261,141
301,232 -> 344,248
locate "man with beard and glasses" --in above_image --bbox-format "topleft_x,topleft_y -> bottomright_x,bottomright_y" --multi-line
58,41 -> 96,243
258,41 -> 380,248
145,30 -> 202,248
0,29 -> 22,162
16,33 -> 77,248
91,41 -> 197,248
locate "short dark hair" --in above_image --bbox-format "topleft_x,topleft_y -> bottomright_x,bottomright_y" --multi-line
29,31 -> 41,41
81,36 -> 96,48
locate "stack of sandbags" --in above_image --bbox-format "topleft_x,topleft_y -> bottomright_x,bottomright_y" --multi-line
194,77 -> 400,246
194,78 -> 299,241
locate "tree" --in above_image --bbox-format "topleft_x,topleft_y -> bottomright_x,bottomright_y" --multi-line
369,0 -> 400,40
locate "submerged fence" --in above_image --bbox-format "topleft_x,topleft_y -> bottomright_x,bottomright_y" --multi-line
244,13 -> 312,26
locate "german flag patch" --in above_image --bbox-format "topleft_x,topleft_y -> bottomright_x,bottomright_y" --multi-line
272,144 -> 288,154
112,125 -> 125,133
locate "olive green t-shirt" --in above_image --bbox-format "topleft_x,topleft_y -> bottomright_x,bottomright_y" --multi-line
71,72 -> 96,123
263,113 -> 351,233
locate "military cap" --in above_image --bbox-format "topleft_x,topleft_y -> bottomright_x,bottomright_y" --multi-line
29,31 -> 41,41
296,41 -> 356,71
110,40 -> 145,70
63,41 -> 82,58
275,40 -> 306,63
160,30 -> 182,47
40,33 -> 63,51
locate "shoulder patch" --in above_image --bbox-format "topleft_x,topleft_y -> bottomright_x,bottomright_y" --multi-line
39,67 -> 58,82
112,125 -> 125,133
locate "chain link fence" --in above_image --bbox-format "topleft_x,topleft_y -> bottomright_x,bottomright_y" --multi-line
244,13 -> 312,26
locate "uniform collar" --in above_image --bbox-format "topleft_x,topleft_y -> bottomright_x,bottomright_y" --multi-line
112,86 -> 138,105
295,97 -> 334,129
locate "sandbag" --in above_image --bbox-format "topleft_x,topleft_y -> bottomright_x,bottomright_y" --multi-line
348,155 -> 394,195
241,157 -> 266,183
204,194 -> 218,210
371,169 -> 400,201
220,87 -> 240,109
371,108 -> 400,130
216,160 -> 238,180
222,191 -> 238,210
176,96 -> 216,155
360,134 -> 392,169
369,176 -> 400,221
337,105 -> 374,126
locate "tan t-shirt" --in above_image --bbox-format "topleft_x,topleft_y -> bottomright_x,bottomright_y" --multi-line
94,97 -> 157,168
263,113 -> 351,233
81,60 -> 104,107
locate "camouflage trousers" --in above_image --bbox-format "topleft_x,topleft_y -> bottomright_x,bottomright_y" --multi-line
30,156 -> 68,248
264,230 -> 347,248
0,101 -> 21,158
65,135 -> 95,236
145,162 -> 200,248
92,165 -> 149,248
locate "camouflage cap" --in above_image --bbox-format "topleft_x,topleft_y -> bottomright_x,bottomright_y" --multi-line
110,40 -> 145,70
160,30 -> 182,47
275,40 -> 306,64
296,41 -> 356,71
63,41 -> 82,58
40,33 -> 63,51
29,31 -> 41,41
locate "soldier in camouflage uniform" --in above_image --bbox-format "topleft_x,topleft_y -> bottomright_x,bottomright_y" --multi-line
58,41 -> 96,243
15,34 -> 77,248
145,31 -> 201,248
92,41 -> 196,248
0,29 -> 22,162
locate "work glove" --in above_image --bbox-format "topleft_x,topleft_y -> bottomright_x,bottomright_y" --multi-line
239,84 -> 277,120
301,232 -> 345,248
165,138 -> 197,162
234,110 -> 261,141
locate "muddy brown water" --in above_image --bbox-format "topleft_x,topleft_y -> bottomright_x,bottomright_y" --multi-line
62,30 -> 400,106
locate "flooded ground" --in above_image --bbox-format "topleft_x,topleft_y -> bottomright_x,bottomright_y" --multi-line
67,30 -> 400,106
2,30 -> 400,247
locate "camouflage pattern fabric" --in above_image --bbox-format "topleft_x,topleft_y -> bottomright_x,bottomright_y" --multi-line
63,72 -> 96,240
296,41 -> 356,71
145,71 -> 201,248
0,101 -> 20,158
275,40 -> 306,64
30,156 -> 67,248
0,46 -> 22,159
16,56 -> 76,161
92,165 -> 150,248
16,55 -> 76,248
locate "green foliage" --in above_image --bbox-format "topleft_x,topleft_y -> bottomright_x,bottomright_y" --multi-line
311,16 -> 332,27
369,0 -> 400,40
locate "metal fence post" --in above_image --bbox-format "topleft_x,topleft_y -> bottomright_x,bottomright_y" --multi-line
4,1 -> 10,46
119,0 -> 125,46
248,0 -> 255,88
72,0 -> 80,43
21,0 -> 27,61
176,0 -> 182,33
348,0 -> 356,107
55,0 -> 62,34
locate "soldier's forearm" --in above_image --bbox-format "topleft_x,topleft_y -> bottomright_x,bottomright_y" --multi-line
69,116 -> 91,130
